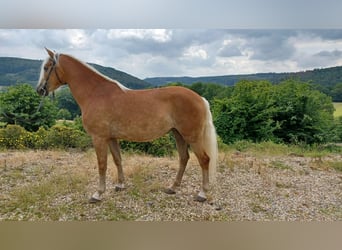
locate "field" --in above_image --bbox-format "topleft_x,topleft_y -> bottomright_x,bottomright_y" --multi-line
334,102 -> 342,117
0,145 -> 342,221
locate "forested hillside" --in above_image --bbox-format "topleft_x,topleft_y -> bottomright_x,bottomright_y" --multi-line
0,57 -> 151,89
0,57 -> 42,87
1,57 -> 342,101
145,66 -> 342,86
145,67 -> 342,101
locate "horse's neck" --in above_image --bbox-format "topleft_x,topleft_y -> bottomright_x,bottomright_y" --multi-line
61,55 -> 121,110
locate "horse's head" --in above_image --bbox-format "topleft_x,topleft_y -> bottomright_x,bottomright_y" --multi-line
36,48 -> 66,96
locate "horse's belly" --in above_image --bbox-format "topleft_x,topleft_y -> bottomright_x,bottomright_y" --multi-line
110,118 -> 173,142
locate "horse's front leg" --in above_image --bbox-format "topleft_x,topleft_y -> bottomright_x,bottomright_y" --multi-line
89,137 -> 108,203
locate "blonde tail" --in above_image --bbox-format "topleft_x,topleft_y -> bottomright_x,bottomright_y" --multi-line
202,98 -> 218,184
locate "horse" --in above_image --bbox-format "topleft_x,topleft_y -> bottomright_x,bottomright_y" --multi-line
37,48 -> 217,203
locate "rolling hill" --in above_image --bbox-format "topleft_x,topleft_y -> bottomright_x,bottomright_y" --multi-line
1,57 -> 342,101
0,57 -> 151,89
144,66 -> 342,88
145,67 -> 342,101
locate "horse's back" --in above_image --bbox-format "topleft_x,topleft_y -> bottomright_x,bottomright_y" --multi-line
151,86 -> 205,110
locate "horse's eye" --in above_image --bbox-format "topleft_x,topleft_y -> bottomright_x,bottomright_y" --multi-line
44,66 -> 48,71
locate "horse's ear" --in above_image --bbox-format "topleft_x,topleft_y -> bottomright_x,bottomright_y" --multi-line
45,47 -> 55,58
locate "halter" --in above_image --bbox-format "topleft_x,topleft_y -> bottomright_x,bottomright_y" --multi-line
41,53 -> 66,96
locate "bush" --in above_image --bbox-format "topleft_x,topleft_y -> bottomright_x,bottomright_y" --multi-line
0,122 -> 176,155
45,125 -> 92,150
0,124 -> 31,149
0,124 -> 92,150
213,80 -> 335,145
273,80 -> 335,144
332,116 -> 342,142
31,127 -> 49,149
56,109 -> 72,120
121,134 -> 175,157
213,81 -> 278,144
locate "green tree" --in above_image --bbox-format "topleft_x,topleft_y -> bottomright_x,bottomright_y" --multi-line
166,82 -> 233,103
189,82 -> 233,102
213,80 -> 278,144
331,83 -> 342,102
273,80 -> 335,144
56,108 -> 72,120
213,79 -> 335,145
333,116 -> 342,142
55,87 -> 81,118
0,84 -> 57,131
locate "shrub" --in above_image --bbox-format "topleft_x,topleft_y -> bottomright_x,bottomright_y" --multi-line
0,124 -> 92,150
213,80 -> 335,145
45,125 -> 92,150
121,134 -> 175,157
332,116 -> 342,142
56,109 -> 72,120
213,81 -> 278,144
31,127 -> 49,149
273,80 -> 335,144
0,122 -> 175,154
0,124 -> 31,149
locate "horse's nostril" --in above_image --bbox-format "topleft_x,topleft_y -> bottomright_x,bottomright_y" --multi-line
37,86 -> 48,96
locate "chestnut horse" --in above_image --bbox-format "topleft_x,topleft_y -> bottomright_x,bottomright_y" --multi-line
37,48 -> 217,203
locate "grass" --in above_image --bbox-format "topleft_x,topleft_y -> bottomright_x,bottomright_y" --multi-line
224,140 -> 341,158
3,169 -> 88,220
0,150 -> 176,221
1,144 -> 341,221
270,160 -> 293,171
327,161 -> 342,172
333,102 -> 342,117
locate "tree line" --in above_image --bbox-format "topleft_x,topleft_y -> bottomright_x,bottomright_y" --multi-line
174,80 -> 341,144
146,66 -> 342,102
0,80 -> 341,153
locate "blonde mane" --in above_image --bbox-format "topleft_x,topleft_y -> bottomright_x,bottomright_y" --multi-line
65,54 -> 131,91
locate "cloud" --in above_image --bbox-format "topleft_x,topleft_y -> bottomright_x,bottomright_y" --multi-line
249,36 -> 295,61
1,29 -> 342,78
218,39 -> 244,57
300,49 -> 342,69
218,46 -> 243,57
183,46 -> 208,60
314,49 -> 342,58
107,29 -> 172,43
238,30 -> 297,61
305,30 -> 342,40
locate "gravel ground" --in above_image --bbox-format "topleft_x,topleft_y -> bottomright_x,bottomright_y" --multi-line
0,150 -> 341,221
214,152 -> 342,221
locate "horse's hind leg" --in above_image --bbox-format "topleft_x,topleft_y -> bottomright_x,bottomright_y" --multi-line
109,139 -> 125,191
164,129 -> 189,195
190,142 -> 210,202
89,137 -> 108,203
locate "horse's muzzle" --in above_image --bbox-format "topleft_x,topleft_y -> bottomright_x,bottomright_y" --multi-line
37,85 -> 49,96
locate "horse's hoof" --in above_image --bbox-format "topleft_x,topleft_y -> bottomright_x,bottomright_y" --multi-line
115,185 -> 126,192
163,188 -> 176,195
88,197 -> 101,204
194,195 -> 207,202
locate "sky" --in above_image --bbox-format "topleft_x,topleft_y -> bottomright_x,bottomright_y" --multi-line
1,1 -> 342,79
1,29 -> 342,79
